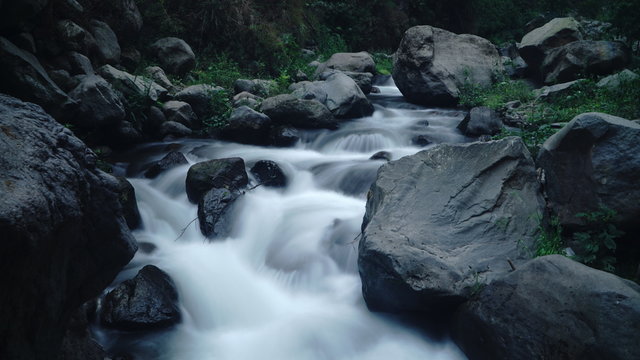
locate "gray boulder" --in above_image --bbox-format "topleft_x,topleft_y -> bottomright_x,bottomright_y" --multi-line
185,158 -> 249,203
233,79 -> 275,97
55,20 -> 95,55
292,72 -> 373,118
162,100 -> 198,128
68,75 -> 125,130
219,106 -> 272,145
314,52 -> 376,76
453,255 -> 640,360
144,66 -> 175,92
144,151 -> 189,179
596,69 -> 639,89
89,20 -> 120,64
120,46 -> 141,70
518,17 -> 583,70
149,37 -> 196,76
359,137 -> 544,314
97,0 -> 143,44
318,70 -> 374,95
115,176 -> 142,230
392,25 -> 502,106
534,79 -> 584,101
160,121 -> 191,139
232,91 -> 262,109
175,84 -> 224,119
542,40 -> 630,84
537,112 -> 640,229
250,160 -> 287,188
0,94 -> 137,360
100,265 -> 181,330
457,106 -> 503,137
67,52 -> 94,75
260,94 -> 337,129
198,187 -> 241,239
270,126 -> 299,147
98,64 -> 168,102
0,37 -> 70,116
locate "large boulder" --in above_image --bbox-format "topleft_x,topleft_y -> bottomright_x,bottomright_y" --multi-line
98,64 -> 168,102
95,0 -> 143,44
175,84 -> 224,119
219,106 -> 272,145
596,69 -> 639,89
0,37 -> 70,116
114,176 -> 142,230
0,94 -> 137,360
198,187 -> 241,239
359,137 -> 544,314
144,151 -> 189,179
185,158 -> 249,203
149,37 -> 196,76
260,94 -> 337,129
67,75 -> 125,130
518,17 -> 583,70
292,72 -> 374,118
100,265 -> 181,330
392,25 -> 502,106
250,160 -> 287,188
55,20 -> 95,55
457,106 -> 503,137
541,40 -> 630,84
89,20 -> 121,64
453,255 -> 640,360
162,100 -> 198,128
314,52 -> 376,76
233,79 -> 275,97
537,113 -> 640,229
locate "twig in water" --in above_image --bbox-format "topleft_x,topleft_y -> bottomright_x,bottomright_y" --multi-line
175,217 -> 198,241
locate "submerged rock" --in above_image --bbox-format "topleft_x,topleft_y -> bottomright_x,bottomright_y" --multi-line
100,265 -> 181,330
144,151 -> 189,179
250,160 -> 287,188
185,158 -> 249,203
359,137 -> 544,314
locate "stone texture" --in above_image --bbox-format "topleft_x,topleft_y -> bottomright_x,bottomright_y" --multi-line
198,188 -> 241,239
260,94 -> 337,129
144,151 -> 189,179
518,17 -> 583,70
457,106 -> 503,137
250,160 -> 287,187
185,158 -> 249,203
149,37 -> 196,76
219,106 -> 272,145
314,52 -> 376,76
68,75 -> 125,130
89,20 -> 120,64
98,64 -> 167,102
175,84 -> 224,119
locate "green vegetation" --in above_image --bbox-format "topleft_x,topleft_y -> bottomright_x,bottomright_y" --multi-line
572,207 -> 625,273
536,215 -> 565,257
458,78 -> 533,109
202,89 -> 233,130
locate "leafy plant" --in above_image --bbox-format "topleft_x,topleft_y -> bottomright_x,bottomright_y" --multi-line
202,89 -> 233,130
535,215 -> 565,257
572,207 -> 625,273
372,53 -> 393,75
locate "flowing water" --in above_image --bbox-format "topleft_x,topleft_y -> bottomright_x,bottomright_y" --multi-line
96,80 -> 471,360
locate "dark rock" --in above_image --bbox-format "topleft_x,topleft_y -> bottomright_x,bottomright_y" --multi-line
149,37 -> 196,76
370,151 -> 392,161
270,126 -> 299,147
233,79 -> 275,97
141,106 -> 166,136
541,40 -> 630,84
359,137 -> 544,314
250,160 -> 287,187
294,69 -> 309,82
537,112 -> 640,229
95,0 -> 143,44
98,64 -> 168,102
219,106 -> 272,145
144,151 -> 189,179
502,56 -> 527,78
100,265 -> 181,330
144,66 -> 175,92
54,0 -> 84,21
232,91 -> 262,109
49,69 -> 78,92
393,26 -> 501,107
162,101 -> 198,128
68,75 -> 125,130
58,304 -> 107,360
67,51 -> 93,75
111,120 -> 143,149
0,0 -> 49,32
457,106 -> 503,137
518,17 -> 583,71
120,47 -> 141,70
56,20 -> 95,55
185,158 -> 249,203
314,52 -> 376,76
453,255 -> 640,360
411,134 -> 432,147
292,72 -> 374,118
160,121 -> 191,139
175,84 -> 224,119
198,187 -> 241,238
89,20 -> 120,65
0,37 -> 71,117
260,94 -> 337,129
596,69 -> 639,89
0,94 -> 137,360
11,32 -> 37,53
115,176 -> 141,230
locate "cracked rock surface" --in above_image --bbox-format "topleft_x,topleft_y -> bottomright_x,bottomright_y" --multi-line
358,137 -> 544,314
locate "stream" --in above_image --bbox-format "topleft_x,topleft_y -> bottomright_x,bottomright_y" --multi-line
96,80 -> 470,360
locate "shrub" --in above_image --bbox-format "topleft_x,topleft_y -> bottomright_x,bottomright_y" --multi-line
572,207 -> 625,273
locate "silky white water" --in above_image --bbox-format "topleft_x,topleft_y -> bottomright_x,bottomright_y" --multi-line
98,82 -> 470,359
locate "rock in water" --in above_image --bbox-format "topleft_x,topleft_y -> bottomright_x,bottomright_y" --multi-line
392,25 -> 501,106
453,255 -> 640,360
219,106 -> 272,145
100,265 -> 181,330
198,187 -> 241,239
250,160 -> 287,187
260,94 -> 337,129
359,137 -> 544,314
185,158 -> 249,203
537,112 -> 640,229
144,151 -> 189,179
0,94 -> 137,359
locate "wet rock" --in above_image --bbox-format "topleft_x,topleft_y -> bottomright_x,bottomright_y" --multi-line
457,106 -> 503,137
68,75 -> 125,130
0,94 -> 137,360
89,20 -> 120,64
149,37 -> 196,76
542,40 -> 630,84
260,94 -> 337,129
115,176 -> 142,230
393,25 -> 502,106
250,160 -> 287,187
219,106 -> 272,145
0,0 -> 49,32
49,69 -> 77,92
185,158 -> 249,203
270,126 -> 299,147
411,134 -> 432,147
359,138 -> 544,314
518,17 -> 582,71
198,187 -> 241,239
100,265 -> 181,330
453,255 -> 640,360
0,36 -> 70,116
370,151 -> 392,161
144,151 -> 189,179
110,120 -> 143,149
537,112 -> 640,230
58,304 -> 107,360
162,101 -> 198,128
